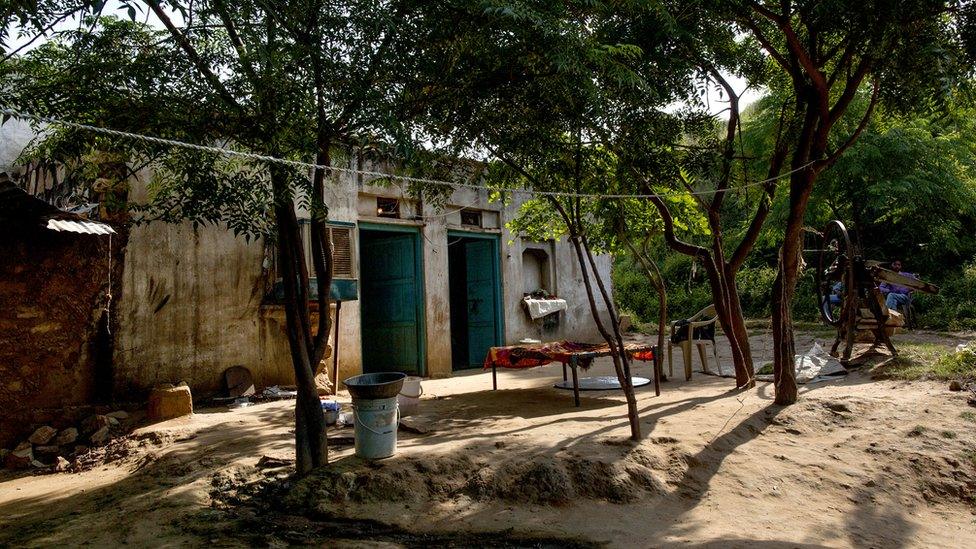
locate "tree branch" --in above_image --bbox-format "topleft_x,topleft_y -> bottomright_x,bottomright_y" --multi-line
633,171 -> 710,259
211,0 -> 260,87
821,78 -> 879,169
703,64 -> 741,212
143,0 -> 241,110
827,55 -> 873,126
730,99 -> 792,270
738,16 -> 793,77
1,11 -> 74,63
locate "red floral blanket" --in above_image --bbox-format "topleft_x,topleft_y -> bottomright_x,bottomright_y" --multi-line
483,341 -> 655,370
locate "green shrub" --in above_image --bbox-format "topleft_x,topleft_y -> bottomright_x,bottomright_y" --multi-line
613,253 -> 822,325
914,262 -> 976,330
932,345 -> 976,380
735,266 -> 777,317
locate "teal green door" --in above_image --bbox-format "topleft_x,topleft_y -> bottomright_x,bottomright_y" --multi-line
360,230 -> 422,374
464,240 -> 499,368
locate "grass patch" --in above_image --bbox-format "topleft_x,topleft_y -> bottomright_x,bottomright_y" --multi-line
964,450 -> 976,467
942,430 -> 958,439
961,411 -> 976,422
908,425 -> 927,437
932,347 -> 976,379
870,342 -> 976,381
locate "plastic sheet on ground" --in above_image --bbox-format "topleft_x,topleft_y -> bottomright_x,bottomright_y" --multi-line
755,342 -> 847,384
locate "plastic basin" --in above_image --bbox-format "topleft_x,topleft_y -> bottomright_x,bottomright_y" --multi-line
342,372 -> 407,400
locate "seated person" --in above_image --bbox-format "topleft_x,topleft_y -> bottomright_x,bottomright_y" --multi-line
879,259 -> 916,310
821,281 -> 843,318
829,281 -> 844,306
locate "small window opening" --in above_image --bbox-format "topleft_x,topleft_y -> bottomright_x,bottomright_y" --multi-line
522,248 -> 551,295
376,197 -> 400,218
460,209 -> 482,227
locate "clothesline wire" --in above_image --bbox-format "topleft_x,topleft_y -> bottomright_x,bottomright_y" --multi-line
1,106 -> 815,200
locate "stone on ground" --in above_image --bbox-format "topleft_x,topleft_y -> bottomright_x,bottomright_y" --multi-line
223,366 -> 255,398
81,414 -> 112,435
315,371 -> 334,396
89,426 -> 111,446
28,425 -> 57,445
6,442 -> 33,469
34,445 -> 60,459
55,427 -> 79,445
147,384 -> 193,421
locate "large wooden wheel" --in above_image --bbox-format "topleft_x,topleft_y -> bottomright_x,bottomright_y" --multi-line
815,220 -> 853,328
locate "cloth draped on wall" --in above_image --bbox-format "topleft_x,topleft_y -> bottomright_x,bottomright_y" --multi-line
522,297 -> 569,320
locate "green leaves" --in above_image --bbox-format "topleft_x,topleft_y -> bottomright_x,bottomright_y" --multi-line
2,1 -> 448,236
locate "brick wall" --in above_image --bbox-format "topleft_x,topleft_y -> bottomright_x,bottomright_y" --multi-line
0,227 -> 125,448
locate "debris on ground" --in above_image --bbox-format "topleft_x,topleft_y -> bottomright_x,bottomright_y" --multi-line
3,409 -> 136,472
259,386 -> 299,401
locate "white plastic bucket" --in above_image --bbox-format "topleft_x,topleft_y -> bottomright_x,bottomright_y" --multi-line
397,376 -> 423,417
352,396 -> 399,459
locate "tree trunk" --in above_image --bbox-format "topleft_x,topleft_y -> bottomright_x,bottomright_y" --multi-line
717,273 -> 755,388
640,187 -> 757,390
568,232 -> 641,440
623,239 -> 664,394
770,169 -> 818,405
270,166 -> 329,474
580,234 -> 641,416
700,260 -> 755,388
546,196 -> 641,438
653,265 -> 666,390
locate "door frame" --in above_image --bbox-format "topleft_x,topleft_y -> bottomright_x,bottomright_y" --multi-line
358,222 -> 427,376
447,230 -> 505,363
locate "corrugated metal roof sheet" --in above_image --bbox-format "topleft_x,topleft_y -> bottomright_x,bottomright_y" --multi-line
46,218 -> 116,235
2,181 -> 115,236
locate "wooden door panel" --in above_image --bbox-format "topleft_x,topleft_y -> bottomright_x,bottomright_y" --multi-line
361,232 -> 421,374
465,239 -> 498,367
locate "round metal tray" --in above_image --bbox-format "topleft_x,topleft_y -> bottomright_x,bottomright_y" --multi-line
553,376 -> 651,391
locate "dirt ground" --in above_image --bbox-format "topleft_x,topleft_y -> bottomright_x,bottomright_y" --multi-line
2,329 -> 975,548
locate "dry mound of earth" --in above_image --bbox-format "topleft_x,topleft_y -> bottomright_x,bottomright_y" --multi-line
282,438 -> 699,515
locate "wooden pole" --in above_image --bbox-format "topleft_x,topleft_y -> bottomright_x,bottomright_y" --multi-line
331,300 -> 342,394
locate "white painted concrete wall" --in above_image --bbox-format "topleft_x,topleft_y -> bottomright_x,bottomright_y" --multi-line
2,135 -> 616,392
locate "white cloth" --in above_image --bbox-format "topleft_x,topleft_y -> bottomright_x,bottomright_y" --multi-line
522,297 -> 568,320
755,342 -> 846,384
793,342 -> 846,382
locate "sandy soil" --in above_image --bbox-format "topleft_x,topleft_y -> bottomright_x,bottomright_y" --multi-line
1,330 -> 975,548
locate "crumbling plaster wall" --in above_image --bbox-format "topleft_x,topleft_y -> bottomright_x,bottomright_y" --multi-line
114,162 -> 614,395
114,169 -> 363,397
499,195 -> 611,345
113,218 -> 294,397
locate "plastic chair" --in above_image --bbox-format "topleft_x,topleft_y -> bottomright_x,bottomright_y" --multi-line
668,304 -> 722,381
896,300 -> 917,330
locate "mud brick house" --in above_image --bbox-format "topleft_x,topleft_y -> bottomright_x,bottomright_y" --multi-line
0,122 -> 614,447
0,179 -> 122,449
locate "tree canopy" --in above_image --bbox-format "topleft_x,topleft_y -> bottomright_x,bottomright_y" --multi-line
3,0 -> 976,465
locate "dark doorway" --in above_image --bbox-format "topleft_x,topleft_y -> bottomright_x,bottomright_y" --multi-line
359,225 -> 424,375
448,233 -> 503,370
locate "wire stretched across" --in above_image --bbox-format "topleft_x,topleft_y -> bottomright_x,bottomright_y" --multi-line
1,106 -> 814,200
